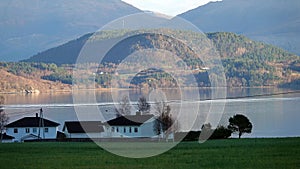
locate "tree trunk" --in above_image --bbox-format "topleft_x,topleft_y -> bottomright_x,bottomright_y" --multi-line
239,132 -> 242,139
0,129 -> 3,143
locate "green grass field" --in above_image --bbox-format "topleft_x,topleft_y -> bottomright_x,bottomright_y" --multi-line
0,138 -> 299,169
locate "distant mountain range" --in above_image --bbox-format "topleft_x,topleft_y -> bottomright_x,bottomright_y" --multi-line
22,30 -> 299,88
24,30 -> 298,66
0,30 -> 297,92
1,0 -> 299,62
0,0 -> 140,61
179,0 -> 300,56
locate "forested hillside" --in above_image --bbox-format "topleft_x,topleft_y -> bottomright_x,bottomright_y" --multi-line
1,30 -> 299,92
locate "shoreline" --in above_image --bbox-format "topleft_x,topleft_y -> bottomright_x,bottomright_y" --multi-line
0,86 -> 295,95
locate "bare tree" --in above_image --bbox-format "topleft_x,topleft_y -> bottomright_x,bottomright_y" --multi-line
153,100 -> 176,141
0,96 -> 8,143
115,95 -> 132,117
137,96 -> 150,114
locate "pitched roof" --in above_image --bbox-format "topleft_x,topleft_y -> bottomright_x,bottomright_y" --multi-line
105,114 -> 154,126
0,133 -> 15,140
5,117 -> 60,128
63,121 -> 104,133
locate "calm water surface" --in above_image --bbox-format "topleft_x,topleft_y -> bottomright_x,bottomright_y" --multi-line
3,88 -> 300,138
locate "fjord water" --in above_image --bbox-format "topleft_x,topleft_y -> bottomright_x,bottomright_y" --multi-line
3,88 -> 300,138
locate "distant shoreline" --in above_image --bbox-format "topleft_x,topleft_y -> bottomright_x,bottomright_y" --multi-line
0,86 -> 294,95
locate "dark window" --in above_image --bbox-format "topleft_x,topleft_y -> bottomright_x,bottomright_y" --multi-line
25,128 -> 30,133
124,127 -> 126,133
129,127 -> 132,133
134,127 -> 138,133
14,128 -> 18,133
45,128 -> 49,133
116,127 -> 119,132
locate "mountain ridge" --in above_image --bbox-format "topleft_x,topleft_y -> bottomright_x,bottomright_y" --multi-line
179,0 -> 300,55
20,30 -> 300,89
0,0 -> 141,62
24,30 -> 298,65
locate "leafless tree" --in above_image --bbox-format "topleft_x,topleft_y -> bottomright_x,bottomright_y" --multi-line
137,96 -> 150,114
0,96 -> 8,143
153,99 -> 177,141
115,95 -> 132,117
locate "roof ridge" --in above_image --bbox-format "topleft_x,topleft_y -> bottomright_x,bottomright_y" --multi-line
5,116 -> 60,128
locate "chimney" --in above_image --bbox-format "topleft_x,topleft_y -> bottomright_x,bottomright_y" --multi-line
136,111 -> 141,116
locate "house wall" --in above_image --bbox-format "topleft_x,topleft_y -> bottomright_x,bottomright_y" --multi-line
6,127 -> 58,142
106,126 -> 141,138
140,119 -> 157,137
65,132 -> 106,139
107,118 -> 157,138
64,129 -> 105,139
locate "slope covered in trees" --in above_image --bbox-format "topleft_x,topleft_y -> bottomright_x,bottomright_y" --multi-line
23,30 -> 300,89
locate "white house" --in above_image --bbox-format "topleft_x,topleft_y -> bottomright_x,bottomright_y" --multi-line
5,115 -> 60,142
62,113 -> 174,140
103,114 -> 159,138
63,121 -> 105,139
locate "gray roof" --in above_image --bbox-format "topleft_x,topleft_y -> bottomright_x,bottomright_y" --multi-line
5,117 -> 60,128
105,114 -> 154,126
63,121 -> 104,133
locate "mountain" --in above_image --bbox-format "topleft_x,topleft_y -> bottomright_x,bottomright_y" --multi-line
0,0 -> 141,62
25,30 -> 298,65
23,30 -> 300,88
25,33 -> 92,65
179,0 -> 300,56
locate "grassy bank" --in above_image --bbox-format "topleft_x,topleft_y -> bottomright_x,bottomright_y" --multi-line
0,138 -> 299,169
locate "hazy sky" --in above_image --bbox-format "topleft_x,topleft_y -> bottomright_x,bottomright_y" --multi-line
121,0 -> 221,16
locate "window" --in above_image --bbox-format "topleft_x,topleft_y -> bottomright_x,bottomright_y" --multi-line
129,127 -> 132,133
44,128 -> 49,133
33,128 -> 37,133
14,128 -> 18,133
111,127 -> 115,132
123,127 -> 126,133
25,128 -> 30,133
116,127 -> 119,132
134,127 -> 138,133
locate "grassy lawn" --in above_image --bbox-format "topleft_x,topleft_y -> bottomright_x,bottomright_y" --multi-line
0,138 -> 299,169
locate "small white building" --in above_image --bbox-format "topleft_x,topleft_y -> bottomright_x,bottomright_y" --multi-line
5,115 -> 60,142
63,121 -> 105,139
104,114 -> 158,138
